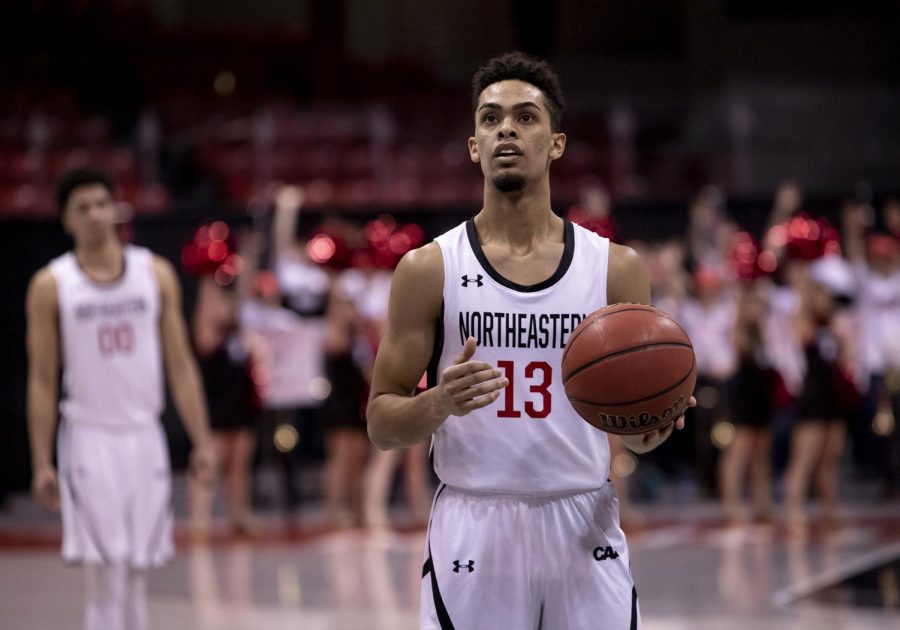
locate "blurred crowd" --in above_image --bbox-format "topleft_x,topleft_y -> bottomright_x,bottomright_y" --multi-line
181,185 -> 431,537
180,179 -> 900,537
620,181 -> 900,531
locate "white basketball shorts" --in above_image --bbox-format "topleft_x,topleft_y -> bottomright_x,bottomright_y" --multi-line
58,420 -> 174,568
421,483 -> 640,629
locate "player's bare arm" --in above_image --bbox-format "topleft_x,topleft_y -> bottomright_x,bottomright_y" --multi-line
607,243 -> 696,454
367,243 -> 509,450
26,267 -> 62,511
153,255 -> 216,480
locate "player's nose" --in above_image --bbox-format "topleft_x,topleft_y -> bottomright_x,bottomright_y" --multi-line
497,116 -> 518,138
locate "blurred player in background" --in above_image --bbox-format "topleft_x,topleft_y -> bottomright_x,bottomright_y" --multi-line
26,168 -> 216,630
368,52 -> 694,629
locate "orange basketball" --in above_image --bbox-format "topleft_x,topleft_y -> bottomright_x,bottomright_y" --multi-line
562,304 -> 696,435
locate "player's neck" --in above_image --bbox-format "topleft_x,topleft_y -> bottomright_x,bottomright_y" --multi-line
74,236 -> 125,282
478,181 -> 560,246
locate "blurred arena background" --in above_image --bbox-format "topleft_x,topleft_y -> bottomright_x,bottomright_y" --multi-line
1,1 -> 899,628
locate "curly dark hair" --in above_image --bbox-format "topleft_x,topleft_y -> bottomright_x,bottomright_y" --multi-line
471,51 -> 566,132
55,167 -> 115,215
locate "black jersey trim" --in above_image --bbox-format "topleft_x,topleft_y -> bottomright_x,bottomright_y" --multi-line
422,484 -> 455,629
426,300 -> 445,390
630,586 -> 638,630
465,218 -> 575,293
64,455 -> 114,565
60,421 -> 114,564
73,249 -> 129,289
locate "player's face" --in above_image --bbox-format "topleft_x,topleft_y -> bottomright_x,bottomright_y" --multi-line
62,184 -> 118,246
468,80 -> 566,193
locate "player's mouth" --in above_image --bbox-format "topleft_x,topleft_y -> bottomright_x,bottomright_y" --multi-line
493,144 -> 523,160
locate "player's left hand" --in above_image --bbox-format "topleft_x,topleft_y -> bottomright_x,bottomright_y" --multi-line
190,441 -> 217,485
621,395 -> 696,454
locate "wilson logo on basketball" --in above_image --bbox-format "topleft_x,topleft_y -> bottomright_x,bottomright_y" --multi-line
562,304 -> 697,436
594,395 -> 687,432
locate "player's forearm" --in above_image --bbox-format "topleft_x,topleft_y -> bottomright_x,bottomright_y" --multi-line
27,379 -> 59,469
167,359 -> 213,446
367,388 -> 449,450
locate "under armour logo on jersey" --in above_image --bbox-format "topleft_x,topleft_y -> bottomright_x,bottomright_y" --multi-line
453,560 -> 475,573
461,274 -> 484,287
593,546 -> 620,561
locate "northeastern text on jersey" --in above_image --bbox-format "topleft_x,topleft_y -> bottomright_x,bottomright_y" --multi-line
459,311 -> 587,349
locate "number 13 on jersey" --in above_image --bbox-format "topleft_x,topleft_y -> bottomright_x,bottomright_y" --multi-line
496,360 -> 552,419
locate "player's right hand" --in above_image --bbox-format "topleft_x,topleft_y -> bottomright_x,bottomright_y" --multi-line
437,336 -> 508,417
31,465 -> 60,512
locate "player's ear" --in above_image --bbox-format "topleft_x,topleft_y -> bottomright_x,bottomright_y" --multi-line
549,132 -> 566,161
468,136 -> 480,163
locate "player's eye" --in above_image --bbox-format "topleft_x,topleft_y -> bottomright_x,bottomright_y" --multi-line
520,113 -> 534,122
483,113 -> 497,124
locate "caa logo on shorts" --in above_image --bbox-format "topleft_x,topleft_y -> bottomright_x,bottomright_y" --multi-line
593,546 -> 620,561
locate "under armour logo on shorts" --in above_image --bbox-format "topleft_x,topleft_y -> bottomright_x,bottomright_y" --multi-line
461,274 -> 484,287
453,560 -> 475,573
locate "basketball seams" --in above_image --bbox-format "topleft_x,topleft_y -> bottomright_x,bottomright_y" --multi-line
561,303 -> 696,435
567,359 -> 696,407
561,303 -> 670,367
562,341 -> 693,383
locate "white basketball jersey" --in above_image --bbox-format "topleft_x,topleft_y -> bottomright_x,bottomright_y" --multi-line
431,219 -> 611,494
50,246 -> 164,429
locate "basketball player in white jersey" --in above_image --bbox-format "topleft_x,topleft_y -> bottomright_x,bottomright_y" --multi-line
368,53 -> 694,629
26,168 -> 216,630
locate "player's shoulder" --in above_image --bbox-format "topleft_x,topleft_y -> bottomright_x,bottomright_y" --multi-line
26,265 -> 59,310
607,242 -> 650,304
149,252 -> 176,280
395,241 -> 443,280
148,253 -> 182,303
608,242 -> 644,275
390,242 -> 444,312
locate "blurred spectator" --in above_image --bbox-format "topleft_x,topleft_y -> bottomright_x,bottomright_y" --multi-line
240,188 -> 330,511
646,239 -> 688,316
843,201 -> 900,497
190,271 -> 261,539
321,250 -> 373,528
719,281 -> 777,523
181,220 -> 261,538
763,180 -> 805,254
566,180 -> 615,240
784,255 -> 859,532
678,266 -> 738,496
687,185 -> 733,273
